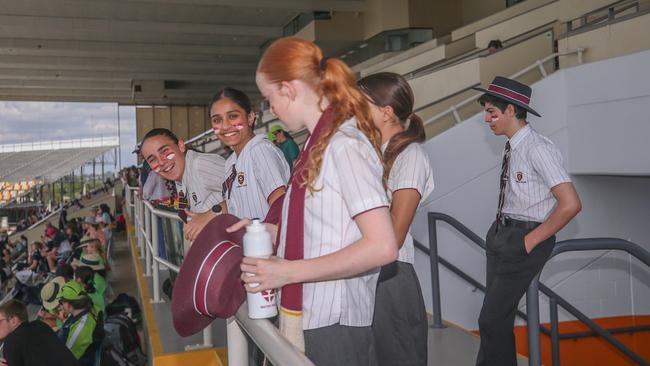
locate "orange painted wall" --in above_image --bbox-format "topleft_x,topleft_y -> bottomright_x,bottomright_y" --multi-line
513,315 -> 650,366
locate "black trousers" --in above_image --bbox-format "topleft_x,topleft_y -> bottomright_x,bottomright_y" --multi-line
476,220 -> 555,366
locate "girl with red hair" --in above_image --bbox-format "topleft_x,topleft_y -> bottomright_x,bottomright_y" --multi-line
236,37 -> 398,365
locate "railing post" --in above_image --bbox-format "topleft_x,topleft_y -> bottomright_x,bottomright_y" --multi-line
577,47 -> 584,65
526,274 -> 542,366
227,317 -> 248,366
427,213 -> 445,328
451,106 -> 462,124
138,199 -> 145,260
550,297 -> 560,366
151,211 -> 164,303
536,59 -> 548,77
144,202 -> 152,277
203,325 -> 213,348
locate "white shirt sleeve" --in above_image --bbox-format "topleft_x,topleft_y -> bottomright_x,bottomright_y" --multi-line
250,142 -> 290,200
387,143 -> 434,200
529,142 -> 571,189
194,152 -> 226,195
331,137 -> 388,217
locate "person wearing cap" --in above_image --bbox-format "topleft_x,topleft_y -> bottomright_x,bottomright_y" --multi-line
473,76 -> 581,366
0,299 -> 79,366
57,281 -> 102,366
268,124 -> 300,169
140,128 -> 226,241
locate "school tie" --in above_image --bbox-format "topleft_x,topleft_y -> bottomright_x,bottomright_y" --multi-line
221,165 -> 237,200
177,189 -> 188,222
496,141 -> 511,225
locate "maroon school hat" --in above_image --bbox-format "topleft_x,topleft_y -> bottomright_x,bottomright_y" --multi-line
171,214 -> 246,337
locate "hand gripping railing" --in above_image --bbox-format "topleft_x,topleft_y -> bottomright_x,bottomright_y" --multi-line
415,212 -> 650,366
124,185 -> 314,365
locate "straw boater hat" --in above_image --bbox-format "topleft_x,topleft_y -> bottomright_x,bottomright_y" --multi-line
473,76 -> 541,117
171,214 -> 246,337
72,253 -> 105,271
40,276 -> 67,311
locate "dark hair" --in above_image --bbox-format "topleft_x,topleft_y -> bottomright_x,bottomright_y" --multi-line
0,299 -> 28,323
141,128 -> 179,146
74,266 -> 96,294
487,39 -> 503,49
358,72 -> 426,179
99,204 -> 111,217
63,296 -> 92,311
209,87 -> 253,116
281,130 -> 294,140
56,264 -> 75,281
478,93 -> 527,120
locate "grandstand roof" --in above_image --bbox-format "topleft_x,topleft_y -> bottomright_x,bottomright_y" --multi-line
0,137 -> 117,183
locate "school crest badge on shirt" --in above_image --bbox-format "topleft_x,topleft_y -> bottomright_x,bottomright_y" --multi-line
237,172 -> 246,187
515,171 -> 527,183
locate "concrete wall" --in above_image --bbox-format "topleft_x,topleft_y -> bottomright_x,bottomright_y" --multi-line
461,0 -> 507,25
452,0 -> 555,41
411,49 -> 650,330
136,105 -> 210,144
558,12 -> 650,68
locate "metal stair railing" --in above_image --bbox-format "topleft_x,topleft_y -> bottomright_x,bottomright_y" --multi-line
528,238 -> 650,366
416,211 -> 650,366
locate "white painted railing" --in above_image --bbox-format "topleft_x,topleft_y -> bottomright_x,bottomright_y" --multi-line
124,185 -> 314,365
419,48 -> 586,126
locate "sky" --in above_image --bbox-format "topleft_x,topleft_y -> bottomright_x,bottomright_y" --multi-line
0,101 -> 137,170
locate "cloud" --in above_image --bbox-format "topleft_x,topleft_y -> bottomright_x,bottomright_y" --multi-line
0,101 -> 137,170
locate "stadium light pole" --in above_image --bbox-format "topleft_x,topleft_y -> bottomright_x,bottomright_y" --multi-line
117,104 -> 122,170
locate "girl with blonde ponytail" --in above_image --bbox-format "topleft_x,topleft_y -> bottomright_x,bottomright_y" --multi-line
358,72 -> 434,366
237,37 -> 398,365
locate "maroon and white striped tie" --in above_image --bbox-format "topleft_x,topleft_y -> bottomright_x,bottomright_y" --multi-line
496,141 -> 511,225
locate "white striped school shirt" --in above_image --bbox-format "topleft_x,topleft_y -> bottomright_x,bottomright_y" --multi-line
175,150 -> 226,213
223,134 -> 290,220
502,124 -> 571,222
277,118 -> 389,330
386,143 -> 435,264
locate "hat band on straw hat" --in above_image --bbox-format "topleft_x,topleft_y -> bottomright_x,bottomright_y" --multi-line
45,283 -> 61,303
192,241 -> 240,317
487,84 -> 530,105
81,258 -> 101,266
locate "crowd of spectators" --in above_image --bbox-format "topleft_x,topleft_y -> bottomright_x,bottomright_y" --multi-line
0,183 -> 135,366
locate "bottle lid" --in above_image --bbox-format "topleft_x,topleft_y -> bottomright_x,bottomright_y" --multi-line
246,219 -> 266,233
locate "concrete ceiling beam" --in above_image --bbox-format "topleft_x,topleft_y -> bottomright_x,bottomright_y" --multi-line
0,68 -> 257,83
0,55 -> 257,73
0,15 -> 281,38
0,38 -> 260,57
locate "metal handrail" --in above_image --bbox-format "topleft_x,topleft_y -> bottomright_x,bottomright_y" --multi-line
127,186 -> 313,365
418,48 -> 585,127
527,239 -> 650,366
416,212 -> 650,366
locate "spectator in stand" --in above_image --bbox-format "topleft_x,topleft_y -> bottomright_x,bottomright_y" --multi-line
209,87 -> 289,227
0,299 -> 80,366
58,209 -> 68,230
74,266 -> 106,316
142,170 -> 169,201
38,276 -> 67,331
140,128 -> 226,241
268,125 -> 300,170
57,281 -> 102,366
487,39 -> 503,54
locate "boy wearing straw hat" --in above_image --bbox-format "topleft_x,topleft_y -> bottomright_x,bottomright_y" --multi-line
473,76 -> 581,366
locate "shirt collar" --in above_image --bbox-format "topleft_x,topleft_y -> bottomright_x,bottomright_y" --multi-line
508,124 -> 532,150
